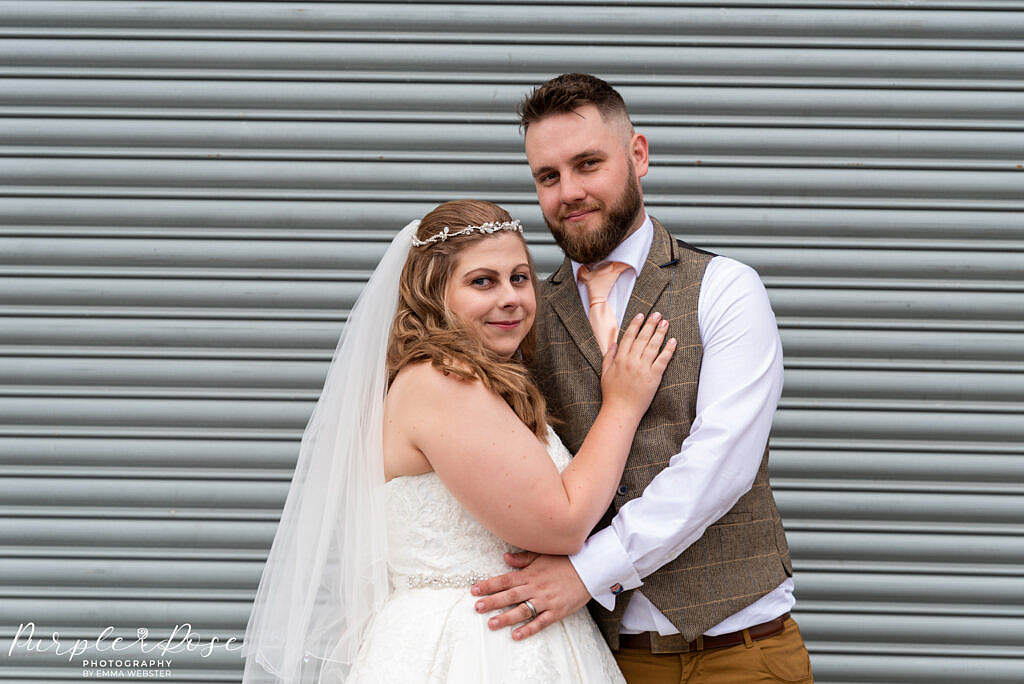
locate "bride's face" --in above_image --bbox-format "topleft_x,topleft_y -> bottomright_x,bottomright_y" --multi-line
444,232 -> 537,359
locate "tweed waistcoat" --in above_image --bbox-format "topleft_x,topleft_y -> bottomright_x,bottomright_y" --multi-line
530,218 -> 793,650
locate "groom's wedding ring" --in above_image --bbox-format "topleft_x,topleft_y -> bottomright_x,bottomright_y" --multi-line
522,600 -> 538,620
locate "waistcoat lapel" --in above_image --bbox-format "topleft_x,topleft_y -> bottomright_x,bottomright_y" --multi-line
620,218 -> 679,327
545,258 -> 605,375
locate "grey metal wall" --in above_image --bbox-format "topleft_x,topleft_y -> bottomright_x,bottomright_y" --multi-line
2,2 -> 1022,682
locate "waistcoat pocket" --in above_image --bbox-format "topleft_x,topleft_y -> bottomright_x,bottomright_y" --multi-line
709,510 -> 752,526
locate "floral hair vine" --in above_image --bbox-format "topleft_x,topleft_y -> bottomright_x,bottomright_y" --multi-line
410,219 -> 523,247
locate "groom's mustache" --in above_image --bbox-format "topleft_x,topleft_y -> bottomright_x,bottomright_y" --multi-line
558,203 -> 602,221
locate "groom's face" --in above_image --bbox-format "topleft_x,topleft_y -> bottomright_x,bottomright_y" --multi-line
525,104 -> 648,264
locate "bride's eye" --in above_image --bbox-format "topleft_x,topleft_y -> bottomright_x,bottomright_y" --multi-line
471,276 -> 493,287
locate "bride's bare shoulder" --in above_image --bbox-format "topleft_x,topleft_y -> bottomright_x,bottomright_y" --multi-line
388,358 -> 483,406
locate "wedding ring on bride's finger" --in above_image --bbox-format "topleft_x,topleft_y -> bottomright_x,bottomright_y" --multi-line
521,600 -> 538,620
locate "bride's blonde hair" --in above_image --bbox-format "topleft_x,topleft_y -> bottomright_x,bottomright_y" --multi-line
386,200 -> 549,440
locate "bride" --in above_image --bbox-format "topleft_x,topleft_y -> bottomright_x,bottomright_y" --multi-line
241,200 -> 675,683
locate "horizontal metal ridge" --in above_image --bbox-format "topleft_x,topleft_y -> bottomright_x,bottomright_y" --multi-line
2,445 -> 1017,478
0,266 -> 372,281
0,306 -> 349,320
778,399 -> 1023,414
0,466 -> 293,480
5,556 -> 1015,576
5,3 -> 1024,41
0,426 -> 303,439
1,588 -> 255,602
3,230 -> 1023,254
0,605 -> 1020,646
4,366 -> 1022,404
2,518 -> 1022,548
0,200 -> 1019,240
0,387 -> 321,401
788,520 -> 1024,536
774,479 -> 1024,495
5,81 -> 1024,127
2,111 -> 1022,133
12,148 -> 1021,172
772,450 -> 1024,482
4,467 -> 1022,495
3,270 -> 1021,293
0,347 -> 331,361
62,1 -> 1016,8
3,188 -> 1022,212
7,473 -> 1023,501
1,348 -> 1017,373
7,156 -> 1022,191
2,596 -> 1018,620
1,310 -> 1020,335
1,40 -> 1023,79
0,528 -> 1015,561
797,560 -> 1024,577
12,152 -> 1019,174
787,360 -> 1024,373
2,435 -> 1017,466
777,319 -> 1024,333
0,390 -> 1021,416
771,438 -> 1024,454
5,283 -> 1022,321
0,545 -> 268,561
0,506 -> 282,521
3,70 -> 1024,94
6,28 -> 1024,52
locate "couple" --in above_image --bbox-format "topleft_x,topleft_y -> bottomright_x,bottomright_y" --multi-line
242,74 -> 812,683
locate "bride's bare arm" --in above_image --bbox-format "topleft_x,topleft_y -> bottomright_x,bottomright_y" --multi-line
389,313 -> 675,555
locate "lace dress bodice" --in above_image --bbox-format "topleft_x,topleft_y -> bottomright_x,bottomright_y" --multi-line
347,426 -> 624,683
384,426 -> 573,585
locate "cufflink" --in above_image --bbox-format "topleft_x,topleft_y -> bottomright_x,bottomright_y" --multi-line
610,583 -> 623,595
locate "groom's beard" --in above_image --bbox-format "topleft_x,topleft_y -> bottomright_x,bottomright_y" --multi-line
544,164 -> 643,265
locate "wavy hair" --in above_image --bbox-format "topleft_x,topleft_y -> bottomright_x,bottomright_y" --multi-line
386,200 -> 550,441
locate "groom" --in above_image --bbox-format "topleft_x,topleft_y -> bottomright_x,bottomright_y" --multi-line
472,73 -> 813,682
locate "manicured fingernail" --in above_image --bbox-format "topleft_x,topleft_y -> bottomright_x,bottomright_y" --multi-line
476,602 -> 484,611
659,319 -> 668,327
635,313 -> 644,320
670,338 -> 677,344
471,586 -> 480,595
489,618 -> 498,627
512,631 -> 521,640
652,311 -> 662,321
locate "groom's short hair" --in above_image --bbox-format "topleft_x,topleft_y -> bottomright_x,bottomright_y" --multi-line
517,73 -> 633,134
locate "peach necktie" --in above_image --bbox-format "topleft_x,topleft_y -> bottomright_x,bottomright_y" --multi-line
577,261 -> 631,355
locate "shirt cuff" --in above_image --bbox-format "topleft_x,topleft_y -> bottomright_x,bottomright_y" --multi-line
568,526 -> 643,611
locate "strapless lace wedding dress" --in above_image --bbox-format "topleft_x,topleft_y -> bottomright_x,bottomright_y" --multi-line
345,426 -> 625,683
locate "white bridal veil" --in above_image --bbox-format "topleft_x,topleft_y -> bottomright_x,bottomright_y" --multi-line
241,220 -> 420,683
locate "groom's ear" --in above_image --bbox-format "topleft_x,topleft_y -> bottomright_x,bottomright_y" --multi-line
630,133 -> 649,179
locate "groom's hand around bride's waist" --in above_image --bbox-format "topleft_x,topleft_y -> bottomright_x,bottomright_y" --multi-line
470,551 -> 591,640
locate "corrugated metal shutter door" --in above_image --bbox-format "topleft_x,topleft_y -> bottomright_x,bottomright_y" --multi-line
2,2 -> 1021,682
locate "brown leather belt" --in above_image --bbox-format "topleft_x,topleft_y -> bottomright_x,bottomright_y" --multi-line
617,613 -> 790,653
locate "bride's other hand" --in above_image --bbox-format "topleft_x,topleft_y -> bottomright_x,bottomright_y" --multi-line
600,312 -> 676,422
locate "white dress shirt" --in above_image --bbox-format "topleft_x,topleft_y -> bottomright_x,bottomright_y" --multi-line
568,212 -> 795,637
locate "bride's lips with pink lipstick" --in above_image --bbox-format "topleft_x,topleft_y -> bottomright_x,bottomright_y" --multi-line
487,319 -> 522,330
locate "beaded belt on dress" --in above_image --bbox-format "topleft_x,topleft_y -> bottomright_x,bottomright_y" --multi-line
392,572 -> 490,590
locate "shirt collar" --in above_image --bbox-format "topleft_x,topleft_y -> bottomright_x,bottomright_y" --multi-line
570,210 -> 653,282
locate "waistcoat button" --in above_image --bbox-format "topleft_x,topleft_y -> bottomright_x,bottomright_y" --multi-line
617,485 -> 628,496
